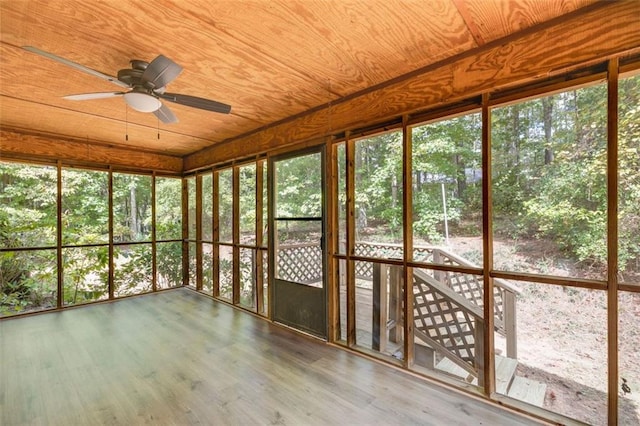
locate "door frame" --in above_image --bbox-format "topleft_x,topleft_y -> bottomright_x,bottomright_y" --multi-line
268,145 -> 327,339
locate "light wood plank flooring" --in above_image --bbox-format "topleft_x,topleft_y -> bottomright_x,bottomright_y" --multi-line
1,288 -> 544,425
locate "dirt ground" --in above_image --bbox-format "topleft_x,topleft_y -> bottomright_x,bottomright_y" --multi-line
515,283 -> 640,425
446,236 -> 640,425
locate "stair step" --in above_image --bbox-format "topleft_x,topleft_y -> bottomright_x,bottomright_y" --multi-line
435,357 -> 475,383
507,376 -> 547,407
434,354 -> 518,390
495,355 -> 518,394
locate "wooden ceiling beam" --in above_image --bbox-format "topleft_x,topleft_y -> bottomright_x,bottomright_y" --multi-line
0,130 -> 182,173
452,0 -> 485,46
184,0 -> 640,171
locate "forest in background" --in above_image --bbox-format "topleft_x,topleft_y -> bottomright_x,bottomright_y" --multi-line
0,170 -> 183,313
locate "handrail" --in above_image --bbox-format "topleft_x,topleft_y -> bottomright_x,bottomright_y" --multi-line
432,248 -> 521,295
414,268 -> 484,318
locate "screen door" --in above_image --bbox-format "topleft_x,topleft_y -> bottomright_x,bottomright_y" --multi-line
271,148 -> 326,338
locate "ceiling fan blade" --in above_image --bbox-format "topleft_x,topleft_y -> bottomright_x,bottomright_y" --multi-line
63,92 -> 125,101
153,103 -> 178,124
141,55 -> 183,89
159,92 -> 231,114
23,46 -> 129,89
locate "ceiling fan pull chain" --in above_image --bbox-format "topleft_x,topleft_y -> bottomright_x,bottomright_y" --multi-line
125,105 -> 129,142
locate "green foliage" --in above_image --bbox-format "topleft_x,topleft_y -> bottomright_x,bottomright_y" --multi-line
113,174 -> 152,242
1,165 -> 184,315
524,200 -> 606,263
0,162 -> 57,247
617,77 -> 640,277
156,177 -> 183,240
62,169 -> 109,244
219,258 -> 233,299
412,114 -> 481,241
157,242 -> 183,288
63,246 -> 109,305
355,132 -> 403,238
276,153 -> 322,218
0,164 -> 58,315
491,83 -> 614,271
218,169 -> 233,241
239,165 -> 257,239
0,249 -> 57,315
114,245 -> 153,296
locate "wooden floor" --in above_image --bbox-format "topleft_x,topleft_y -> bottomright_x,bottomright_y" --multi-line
1,288 -> 544,425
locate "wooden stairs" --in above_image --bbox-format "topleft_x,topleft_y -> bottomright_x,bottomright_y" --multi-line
361,248 -> 546,409
410,268 -> 546,407
417,345 -> 547,407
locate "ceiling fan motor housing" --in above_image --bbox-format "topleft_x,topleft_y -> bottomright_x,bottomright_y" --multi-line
117,60 -> 162,112
117,68 -> 144,87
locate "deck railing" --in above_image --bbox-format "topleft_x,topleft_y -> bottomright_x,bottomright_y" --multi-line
276,242 -> 322,284
276,240 -> 520,363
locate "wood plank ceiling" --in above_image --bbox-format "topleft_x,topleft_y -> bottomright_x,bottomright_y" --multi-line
0,0 -> 596,158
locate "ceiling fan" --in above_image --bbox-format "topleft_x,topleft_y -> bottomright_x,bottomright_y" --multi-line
23,46 -> 231,124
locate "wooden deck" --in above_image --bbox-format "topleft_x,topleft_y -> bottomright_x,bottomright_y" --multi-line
0,288 -> 545,425
350,284 -> 547,408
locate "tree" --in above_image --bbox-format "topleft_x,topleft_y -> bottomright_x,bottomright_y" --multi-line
412,114 -> 482,242
0,162 -> 58,314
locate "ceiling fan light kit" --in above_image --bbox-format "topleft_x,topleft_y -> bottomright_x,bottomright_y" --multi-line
23,46 -> 231,124
123,91 -> 162,112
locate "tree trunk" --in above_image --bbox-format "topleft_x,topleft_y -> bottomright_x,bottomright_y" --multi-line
511,105 -> 521,185
130,182 -> 138,238
543,96 -> 554,165
455,141 -> 467,200
391,173 -> 398,208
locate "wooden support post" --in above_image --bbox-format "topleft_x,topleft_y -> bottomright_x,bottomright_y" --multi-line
402,115 -> 414,367
232,166 -> 240,305
108,166 -> 114,299
338,257 -> 347,341
503,290 -> 517,358
475,318 -> 485,388
250,249 -> 256,304
433,249 -> 445,284
481,93 -> 496,396
151,172 -> 157,292
606,57 -> 619,426
212,171 -> 220,298
346,132 -> 356,347
267,157 -> 275,320
326,138 -> 338,342
372,263 -> 388,352
195,173 -> 203,291
256,160 -> 265,314
56,161 -> 63,308
181,177 -> 189,287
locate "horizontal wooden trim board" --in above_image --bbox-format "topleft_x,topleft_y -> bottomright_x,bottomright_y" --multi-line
0,130 -> 183,173
184,0 -> 640,171
0,288 -> 543,425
